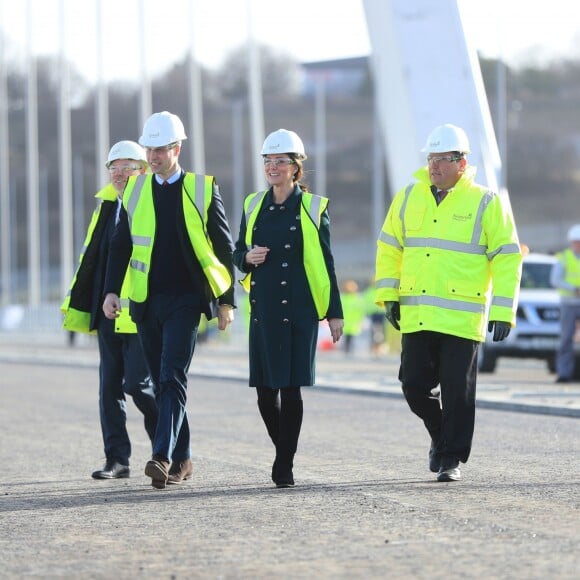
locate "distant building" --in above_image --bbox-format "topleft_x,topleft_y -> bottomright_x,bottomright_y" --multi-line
299,56 -> 370,97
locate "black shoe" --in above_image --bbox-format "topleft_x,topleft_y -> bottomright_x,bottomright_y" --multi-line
92,461 -> 130,480
437,457 -> 461,482
555,376 -> 570,384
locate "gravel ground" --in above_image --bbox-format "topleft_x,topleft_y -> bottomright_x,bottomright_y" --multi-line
1,360 -> 579,579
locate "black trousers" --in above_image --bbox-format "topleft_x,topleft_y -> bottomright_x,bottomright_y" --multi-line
96,317 -> 157,464
399,331 -> 478,463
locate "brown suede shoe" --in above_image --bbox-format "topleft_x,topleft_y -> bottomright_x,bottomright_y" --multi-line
144,455 -> 170,489
167,458 -> 194,485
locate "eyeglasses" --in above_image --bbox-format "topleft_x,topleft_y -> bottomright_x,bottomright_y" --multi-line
145,143 -> 177,153
427,155 -> 462,165
108,164 -> 142,174
263,157 -> 294,168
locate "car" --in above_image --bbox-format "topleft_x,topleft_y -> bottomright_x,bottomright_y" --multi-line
478,252 -> 580,375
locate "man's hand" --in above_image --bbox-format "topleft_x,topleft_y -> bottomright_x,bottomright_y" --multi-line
103,293 -> 121,319
217,305 -> 234,331
488,320 -> 511,342
385,301 -> 400,331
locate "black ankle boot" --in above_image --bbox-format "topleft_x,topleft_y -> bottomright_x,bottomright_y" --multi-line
273,457 -> 294,488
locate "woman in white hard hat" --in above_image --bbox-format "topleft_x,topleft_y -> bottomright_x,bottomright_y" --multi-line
233,129 -> 344,488
62,141 -> 158,480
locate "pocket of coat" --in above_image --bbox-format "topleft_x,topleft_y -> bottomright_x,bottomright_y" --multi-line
404,210 -> 426,231
447,279 -> 485,302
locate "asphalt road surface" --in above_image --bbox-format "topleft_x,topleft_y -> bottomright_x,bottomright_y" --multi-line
1,360 -> 578,579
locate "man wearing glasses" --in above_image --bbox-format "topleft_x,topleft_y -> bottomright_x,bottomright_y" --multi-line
375,124 -> 522,482
103,111 -> 236,489
62,141 -> 158,480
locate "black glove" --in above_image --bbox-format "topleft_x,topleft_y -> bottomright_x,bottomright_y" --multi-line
385,301 -> 400,331
488,320 -> 511,342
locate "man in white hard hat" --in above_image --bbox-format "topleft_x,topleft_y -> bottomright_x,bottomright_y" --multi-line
102,111 -> 236,489
550,224 -> 580,382
62,141 -> 158,480
375,123 -> 522,482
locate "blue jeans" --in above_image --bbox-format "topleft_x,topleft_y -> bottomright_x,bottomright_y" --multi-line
97,317 -> 158,465
137,293 -> 201,462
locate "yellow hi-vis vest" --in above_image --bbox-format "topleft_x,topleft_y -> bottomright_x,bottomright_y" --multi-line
556,248 -> 580,298
60,184 -> 136,334
240,190 -> 331,320
123,173 -> 232,302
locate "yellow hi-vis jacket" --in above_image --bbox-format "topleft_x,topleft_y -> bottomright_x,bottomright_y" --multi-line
123,173 -> 232,302
240,190 -> 331,320
61,184 -> 136,334
555,248 -> 580,298
375,166 -> 523,342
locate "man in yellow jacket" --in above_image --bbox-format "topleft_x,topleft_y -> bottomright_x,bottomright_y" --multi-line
550,224 -> 580,383
375,124 -> 522,482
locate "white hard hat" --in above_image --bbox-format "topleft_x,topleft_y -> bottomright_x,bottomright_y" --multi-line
567,224 -> 580,242
421,123 -> 471,154
261,129 -> 307,160
106,140 -> 147,168
139,111 -> 187,147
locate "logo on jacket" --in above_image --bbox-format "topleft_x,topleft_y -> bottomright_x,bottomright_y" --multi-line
453,212 -> 473,222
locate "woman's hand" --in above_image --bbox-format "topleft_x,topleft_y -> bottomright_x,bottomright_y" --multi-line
245,245 -> 270,267
328,318 -> 344,343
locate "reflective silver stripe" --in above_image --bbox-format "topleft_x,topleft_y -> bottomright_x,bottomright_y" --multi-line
81,244 -> 88,254
491,296 -> 515,308
120,299 -> 131,308
405,237 -> 487,254
124,175 -> 152,248
378,231 -> 402,250
132,235 -> 151,247
399,183 -> 415,239
307,195 -> 322,226
126,174 -> 148,226
471,191 -> 493,243
245,191 -> 268,249
130,259 -> 147,273
376,277 -> 400,290
195,173 -> 206,217
488,242 -> 521,260
401,295 -> 486,314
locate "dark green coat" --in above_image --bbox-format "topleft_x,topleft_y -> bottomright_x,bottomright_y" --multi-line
233,187 -> 343,388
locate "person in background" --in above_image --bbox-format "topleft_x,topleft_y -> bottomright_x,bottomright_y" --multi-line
61,141 -> 157,479
363,279 -> 387,356
233,129 -> 344,488
103,112 -> 236,489
340,279 -> 366,355
550,224 -> 580,383
375,123 -> 522,482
